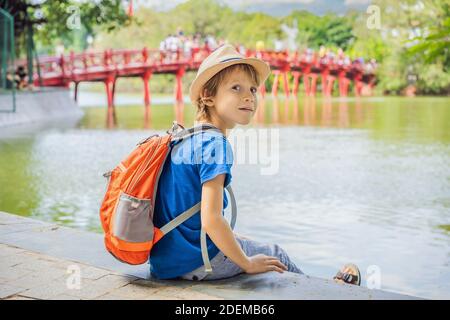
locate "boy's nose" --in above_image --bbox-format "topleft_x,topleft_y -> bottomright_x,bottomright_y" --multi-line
243,95 -> 254,103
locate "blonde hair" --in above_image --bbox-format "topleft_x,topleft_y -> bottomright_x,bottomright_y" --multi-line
195,64 -> 259,121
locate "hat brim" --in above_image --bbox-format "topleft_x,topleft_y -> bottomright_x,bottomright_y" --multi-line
189,58 -> 271,105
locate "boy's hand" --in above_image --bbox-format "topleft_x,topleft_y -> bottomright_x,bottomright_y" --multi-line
243,254 -> 288,274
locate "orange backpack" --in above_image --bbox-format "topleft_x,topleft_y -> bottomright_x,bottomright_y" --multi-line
99,122 -> 236,273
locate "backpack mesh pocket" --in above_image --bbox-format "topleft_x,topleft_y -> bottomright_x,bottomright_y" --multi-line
113,193 -> 154,243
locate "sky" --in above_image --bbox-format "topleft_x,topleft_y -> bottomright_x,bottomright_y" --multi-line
135,0 -> 372,16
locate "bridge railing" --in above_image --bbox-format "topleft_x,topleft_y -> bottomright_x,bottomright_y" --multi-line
109,48 -> 160,66
14,46 -> 375,89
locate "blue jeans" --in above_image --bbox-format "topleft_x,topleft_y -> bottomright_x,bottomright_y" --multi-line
179,236 -> 304,281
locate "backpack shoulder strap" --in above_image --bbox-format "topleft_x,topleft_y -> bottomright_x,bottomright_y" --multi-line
170,122 -> 223,143
159,185 -> 236,235
200,185 -> 237,273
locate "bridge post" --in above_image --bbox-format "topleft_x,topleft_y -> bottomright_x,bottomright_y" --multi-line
142,47 -> 148,64
321,71 -> 328,95
303,73 -> 310,96
354,79 -> 361,97
259,82 -> 266,97
338,72 -> 350,97
343,77 -> 350,97
174,67 -> 185,103
282,71 -> 290,97
143,70 -> 152,108
103,50 -> 112,67
279,61 -> 291,98
309,74 -> 318,96
353,71 -> 363,97
291,71 -> 301,96
104,73 -> 117,125
325,75 -> 335,96
271,70 -> 280,96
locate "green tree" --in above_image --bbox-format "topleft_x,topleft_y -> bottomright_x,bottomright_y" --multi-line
227,12 -> 281,48
286,10 -> 355,50
350,0 -> 450,94
407,2 -> 450,70
0,0 -> 131,54
171,0 -> 234,38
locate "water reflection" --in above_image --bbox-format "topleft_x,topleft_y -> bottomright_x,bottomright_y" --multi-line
90,95 -> 450,145
173,99 -> 185,126
106,106 -> 117,129
0,139 -> 40,216
254,96 -> 450,144
144,104 -> 151,129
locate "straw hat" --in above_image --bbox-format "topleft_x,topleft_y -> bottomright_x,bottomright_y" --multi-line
189,44 -> 271,105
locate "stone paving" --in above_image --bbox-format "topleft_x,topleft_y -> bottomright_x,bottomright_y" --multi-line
0,243 -> 220,300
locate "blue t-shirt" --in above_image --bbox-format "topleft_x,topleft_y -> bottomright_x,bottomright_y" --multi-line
149,129 -> 234,279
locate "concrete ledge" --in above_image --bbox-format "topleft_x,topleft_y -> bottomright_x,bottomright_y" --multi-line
0,88 -> 83,128
0,211 -> 421,300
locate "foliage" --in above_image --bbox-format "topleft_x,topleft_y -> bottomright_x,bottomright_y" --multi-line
0,0 -> 131,54
282,10 -> 355,51
349,0 -> 450,94
5,0 -> 448,95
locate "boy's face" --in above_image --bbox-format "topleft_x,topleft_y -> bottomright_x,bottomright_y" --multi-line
210,68 -> 258,129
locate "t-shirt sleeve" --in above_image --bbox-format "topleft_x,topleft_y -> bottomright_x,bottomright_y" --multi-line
195,133 -> 233,187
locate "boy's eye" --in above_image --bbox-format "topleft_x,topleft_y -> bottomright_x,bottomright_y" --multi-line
232,85 -> 257,94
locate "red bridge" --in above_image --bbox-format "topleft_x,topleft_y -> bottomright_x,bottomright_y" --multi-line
27,46 -> 376,111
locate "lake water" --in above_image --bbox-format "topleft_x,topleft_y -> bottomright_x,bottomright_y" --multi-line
0,92 -> 449,299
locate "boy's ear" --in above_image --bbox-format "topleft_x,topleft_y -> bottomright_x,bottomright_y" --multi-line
202,95 -> 214,107
201,90 -> 214,106
203,97 -> 214,106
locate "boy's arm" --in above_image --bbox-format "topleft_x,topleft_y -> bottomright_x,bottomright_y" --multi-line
201,174 -> 287,274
